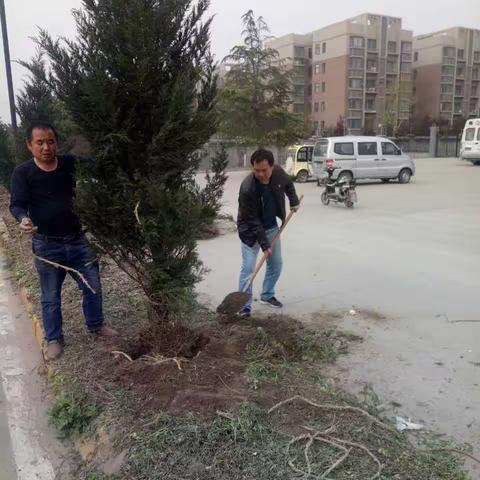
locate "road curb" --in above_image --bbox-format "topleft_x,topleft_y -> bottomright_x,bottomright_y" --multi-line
0,215 -> 46,358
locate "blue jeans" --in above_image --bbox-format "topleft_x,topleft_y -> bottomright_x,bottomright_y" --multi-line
238,226 -> 282,310
32,235 -> 104,342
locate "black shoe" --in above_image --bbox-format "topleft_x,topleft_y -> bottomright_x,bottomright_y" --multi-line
260,296 -> 283,308
237,307 -> 251,317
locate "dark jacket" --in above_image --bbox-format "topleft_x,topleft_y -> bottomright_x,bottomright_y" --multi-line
237,164 -> 299,251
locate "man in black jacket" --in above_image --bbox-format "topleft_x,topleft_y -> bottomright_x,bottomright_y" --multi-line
236,149 -> 300,316
9,122 -> 118,360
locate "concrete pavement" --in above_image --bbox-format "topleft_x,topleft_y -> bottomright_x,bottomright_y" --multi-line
197,157 -> 480,473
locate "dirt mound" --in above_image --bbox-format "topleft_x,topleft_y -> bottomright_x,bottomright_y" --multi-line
112,316 -> 309,417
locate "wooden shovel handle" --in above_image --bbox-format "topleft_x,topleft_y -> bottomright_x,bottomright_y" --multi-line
246,194 -> 304,291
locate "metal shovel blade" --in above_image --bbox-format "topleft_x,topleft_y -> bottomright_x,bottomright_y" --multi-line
216,291 -> 251,315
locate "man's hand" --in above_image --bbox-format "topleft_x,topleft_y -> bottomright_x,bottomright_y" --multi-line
264,247 -> 273,256
290,204 -> 300,213
19,217 -> 38,234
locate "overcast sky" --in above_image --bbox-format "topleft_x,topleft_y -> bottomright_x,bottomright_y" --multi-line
1,0 -> 479,123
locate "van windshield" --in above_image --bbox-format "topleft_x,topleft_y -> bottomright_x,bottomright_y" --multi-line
314,141 -> 328,157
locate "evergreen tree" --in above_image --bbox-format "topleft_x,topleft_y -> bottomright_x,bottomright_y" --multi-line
0,122 -> 15,190
38,0 -> 225,322
218,10 -> 307,147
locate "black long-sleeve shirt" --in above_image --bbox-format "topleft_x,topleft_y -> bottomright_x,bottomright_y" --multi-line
9,155 -> 82,237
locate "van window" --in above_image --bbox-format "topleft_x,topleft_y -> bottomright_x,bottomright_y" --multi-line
358,142 -> 378,155
464,128 -> 475,141
478,129 -> 480,141
297,147 -> 308,161
314,141 -> 328,157
334,142 -> 354,155
382,142 -> 401,155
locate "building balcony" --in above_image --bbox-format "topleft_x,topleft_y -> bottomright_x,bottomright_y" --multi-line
453,110 -> 464,115
348,89 -> 364,98
386,70 -> 398,75
456,73 -> 465,79
388,50 -> 399,56
455,91 -> 464,97
366,87 -> 377,94
441,75 -> 454,83
440,93 -> 453,101
347,110 -> 363,119
443,57 -> 456,65
349,69 -> 364,78
350,48 -> 365,57
364,107 -> 376,113
401,53 -> 412,62
366,66 -> 379,73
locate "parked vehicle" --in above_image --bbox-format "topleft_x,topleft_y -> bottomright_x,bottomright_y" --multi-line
460,118 -> 480,165
312,136 -> 415,184
321,159 -> 358,208
285,144 -> 314,182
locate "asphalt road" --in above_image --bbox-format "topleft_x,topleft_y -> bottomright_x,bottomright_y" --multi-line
197,156 -> 480,474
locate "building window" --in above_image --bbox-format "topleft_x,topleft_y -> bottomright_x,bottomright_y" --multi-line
320,120 -> 325,129
387,60 -> 396,73
457,66 -> 465,77
443,47 -> 455,57
322,42 -> 326,54
440,102 -> 452,112
400,63 -> 411,73
414,51 -> 418,62
350,36 -> 364,48
314,102 -> 319,112
401,42 -> 412,53
472,83 -> 479,96
367,15 -> 377,26
321,82 -> 326,92
366,79 -> 376,89
454,101 -> 463,113
367,39 -> 377,50
294,46 -> 305,58
365,99 -> 375,110
470,100 -> 478,113
322,63 -> 326,74
314,83 -> 321,93
457,49 -> 464,59
347,119 -> 362,129
307,84 -> 312,96
473,68 -> 480,80
321,101 -> 325,112
315,43 -> 321,55
441,84 -> 453,93
388,41 -> 397,53
474,51 -> 480,62
442,65 -> 454,75
293,104 -> 305,113
314,64 -> 321,74
294,85 -> 305,96
308,47 -> 312,59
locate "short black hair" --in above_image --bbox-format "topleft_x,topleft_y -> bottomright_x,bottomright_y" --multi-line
250,149 -> 274,166
26,122 -> 59,143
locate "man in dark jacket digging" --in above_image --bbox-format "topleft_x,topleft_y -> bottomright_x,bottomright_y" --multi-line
9,122 -> 118,361
236,149 -> 300,317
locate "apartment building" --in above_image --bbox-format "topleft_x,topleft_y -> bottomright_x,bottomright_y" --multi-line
266,33 -> 313,116
413,27 -> 480,123
267,13 -> 414,135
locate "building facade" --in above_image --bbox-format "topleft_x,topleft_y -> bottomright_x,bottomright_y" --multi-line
413,27 -> 480,123
267,13 -> 414,135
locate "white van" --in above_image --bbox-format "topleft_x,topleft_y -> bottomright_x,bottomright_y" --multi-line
285,144 -> 314,182
312,136 -> 415,184
460,118 -> 480,165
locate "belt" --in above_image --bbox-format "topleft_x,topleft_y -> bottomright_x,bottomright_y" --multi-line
33,231 -> 85,243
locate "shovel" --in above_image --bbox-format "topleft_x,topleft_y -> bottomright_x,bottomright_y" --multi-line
217,194 -> 304,315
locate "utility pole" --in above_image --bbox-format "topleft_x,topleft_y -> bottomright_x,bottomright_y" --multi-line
0,0 -> 17,130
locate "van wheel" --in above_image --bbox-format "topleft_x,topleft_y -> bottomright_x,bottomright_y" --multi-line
473,161 -> 480,166
337,171 -> 353,183
295,169 -> 309,183
398,169 -> 412,184
345,200 -> 354,208
321,192 -> 330,205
